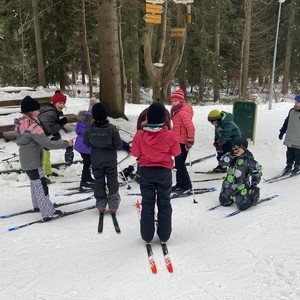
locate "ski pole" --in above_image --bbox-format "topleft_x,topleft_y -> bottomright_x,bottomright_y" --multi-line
119,128 -> 134,137
117,162 -> 131,190
188,151 -> 198,204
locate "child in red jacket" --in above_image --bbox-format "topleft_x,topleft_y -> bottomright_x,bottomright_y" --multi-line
131,102 -> 181,243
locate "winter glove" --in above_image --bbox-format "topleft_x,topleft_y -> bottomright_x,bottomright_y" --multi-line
58,117 -> 68,127
232,147 -> 240,157
214,142 -> 223,153
122,141 -> 131,153
278,130 -> 285,140
64,146 -> 74,165
115,124 -> 121,131
185,141 -> 194,152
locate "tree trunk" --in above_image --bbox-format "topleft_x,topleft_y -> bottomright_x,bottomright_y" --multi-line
282,0 -> 296,95
32,0 -> 46,87
98,0 -> 124,117
82,0 -> 93,97
117,2 -> 126,109
144,4 -> 186,103
213,6 -> 220,102
154,1 -> 168,63
240,0 -> 252,99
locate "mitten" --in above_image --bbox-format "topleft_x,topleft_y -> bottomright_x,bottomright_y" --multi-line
185,141 -> 194,152
65,146 -> 74,165
59,117 -> 68,127
215,142 -> 223,153
122,141 -> 131,153
278,130 -> 284,140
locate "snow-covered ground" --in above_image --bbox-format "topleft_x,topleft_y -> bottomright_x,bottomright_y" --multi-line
0,90 -> 299,299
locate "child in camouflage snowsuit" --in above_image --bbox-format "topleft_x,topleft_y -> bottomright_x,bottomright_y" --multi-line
219,138 -> 262,211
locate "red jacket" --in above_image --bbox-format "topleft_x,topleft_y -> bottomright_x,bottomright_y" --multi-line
171,103 -> 195,144
131,126 -> 181,169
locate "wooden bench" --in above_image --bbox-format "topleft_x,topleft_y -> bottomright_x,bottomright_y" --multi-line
0,97 -> 52,107
0,114 -> 78,139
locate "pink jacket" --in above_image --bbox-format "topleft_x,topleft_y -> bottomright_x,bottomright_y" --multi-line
131,126 -> 181,169
171,103 -> 195,144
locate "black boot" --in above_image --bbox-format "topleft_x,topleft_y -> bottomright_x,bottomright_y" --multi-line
291,164 -> 300,175
282,164 -> 292,175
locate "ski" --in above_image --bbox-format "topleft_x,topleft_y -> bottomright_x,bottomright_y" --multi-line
145,243 -> 158,274
193,176 -> 225,183
195,170 -> 227,174
170,188 -> 216,199
225,195 -> 279,217
8,205 -> 96,231
161,242 -> 173,273
111,212 -> 121,234
66,187 -> 94,192
207,204 -> 222,211
263,173 -> 286,183
266,172 -> 300,184
0,195 -> 94,219
184,153 -> 216,167
55,190 -> 94,196
128,187 -> 216,197
98,211 -> 105,233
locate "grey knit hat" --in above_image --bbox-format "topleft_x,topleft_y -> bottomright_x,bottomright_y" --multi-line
88,98 -> 100,111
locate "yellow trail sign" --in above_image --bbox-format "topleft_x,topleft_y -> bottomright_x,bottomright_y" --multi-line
146,3 -> 164,15
143,14 -> 162,24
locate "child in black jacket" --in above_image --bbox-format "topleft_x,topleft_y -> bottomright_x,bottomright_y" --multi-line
83,103 -> 123,212
278,95 -> 300,175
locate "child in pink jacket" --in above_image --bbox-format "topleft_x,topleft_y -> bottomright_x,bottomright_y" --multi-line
170,89 -> 195,196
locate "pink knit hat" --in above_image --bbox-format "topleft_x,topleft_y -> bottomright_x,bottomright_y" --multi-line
170,89 -> 185,103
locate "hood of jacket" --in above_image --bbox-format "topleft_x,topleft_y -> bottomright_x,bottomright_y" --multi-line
14,115 -> 44,135
141,126 -> 166,146
77,110 -> 93,123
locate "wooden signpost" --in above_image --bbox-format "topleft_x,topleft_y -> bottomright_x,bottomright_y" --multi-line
169,28 -> 186,38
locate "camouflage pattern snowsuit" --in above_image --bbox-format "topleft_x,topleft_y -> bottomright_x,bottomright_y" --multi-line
219,150 -> 262,210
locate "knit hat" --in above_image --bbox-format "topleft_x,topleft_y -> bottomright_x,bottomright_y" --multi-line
294,95 -> 300,102
147,102 -> 166,125
88,98 -> 100,111
21,96 -> 41,113
233,138 -> 248,150
207,110 -> 221,122
52,92 -> 67,104
170,89 -> 185,103
92,103 -> 108,121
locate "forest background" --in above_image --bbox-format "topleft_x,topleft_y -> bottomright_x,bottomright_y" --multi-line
0,0 -> 300,116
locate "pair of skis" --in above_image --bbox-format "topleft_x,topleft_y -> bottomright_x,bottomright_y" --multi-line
263,172 -> 300,184
136,200 -> 173,274
145,242 -> 173,274
2,195 -> 95,231
208,195 -> 279,217
98,210 -> 121,234
8,205 -> 96,231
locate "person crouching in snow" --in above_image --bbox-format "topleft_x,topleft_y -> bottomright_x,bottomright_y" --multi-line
15,96 -> 74,221
218,138 -> 262,211
278,94 -> 300,175
83,103 -> 123,213
131,102 -> 181,244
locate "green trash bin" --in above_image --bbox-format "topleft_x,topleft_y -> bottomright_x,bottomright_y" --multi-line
233,101 -> 258,143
